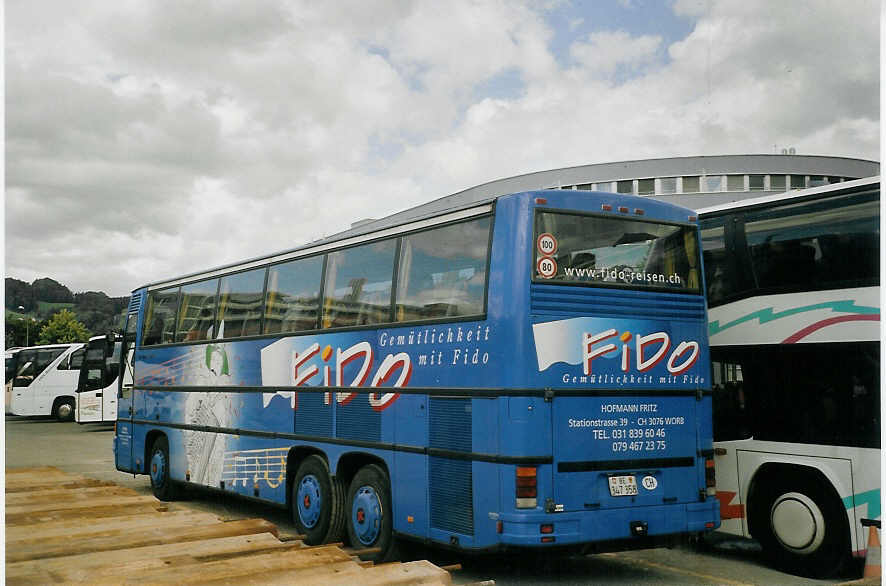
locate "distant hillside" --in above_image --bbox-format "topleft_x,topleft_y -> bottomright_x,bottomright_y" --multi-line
5,277 -> 129,346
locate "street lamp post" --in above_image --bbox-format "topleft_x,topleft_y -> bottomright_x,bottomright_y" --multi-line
17,306 -> 32,346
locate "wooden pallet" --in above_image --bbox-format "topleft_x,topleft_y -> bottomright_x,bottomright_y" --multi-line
6,467 -> 452,585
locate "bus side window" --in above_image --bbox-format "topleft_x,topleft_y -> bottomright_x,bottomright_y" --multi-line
323,240 -> 396,329
395,217 -> 491,322
264,256 -> 323,334
217,268 -> 265,338
700,221 -> 741,307
176,279 -> 218,343
143,287 -> 180,346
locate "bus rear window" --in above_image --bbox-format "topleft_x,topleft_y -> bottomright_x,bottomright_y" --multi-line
534,211 -> 701,293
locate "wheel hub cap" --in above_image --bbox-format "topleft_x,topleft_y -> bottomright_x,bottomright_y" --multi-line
352,486 -> 381,546
297,475 -> 322,529
150,450 -> 166,488
771,491 -> 825,553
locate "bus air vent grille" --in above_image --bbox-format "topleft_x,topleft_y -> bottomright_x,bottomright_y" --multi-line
530,285 -> 705,320
128,291 -> 144,314
429,398 -> 474,535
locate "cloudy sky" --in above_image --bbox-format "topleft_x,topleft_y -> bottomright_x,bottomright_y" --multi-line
5,0 -> 880,297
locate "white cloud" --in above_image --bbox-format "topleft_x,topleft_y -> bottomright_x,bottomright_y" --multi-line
5,0 -> 879,297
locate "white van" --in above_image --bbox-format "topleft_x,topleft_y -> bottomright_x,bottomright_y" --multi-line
75,335 -> 122,423
8,343 -> 84,421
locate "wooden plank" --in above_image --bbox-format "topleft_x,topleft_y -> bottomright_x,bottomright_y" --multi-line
7,533 -> 290,584
6,466 -> 67,476
228,559 -> 452,586
7,510 -> 222,542
6,501 -> 168,526
6,485 -> 140,506
345,560 -> 452,585
6,494 -> 159,517
6,477 -> 116,493
203,560 -> 368,586
6,518 -> 279,563
118,544 -> 355,585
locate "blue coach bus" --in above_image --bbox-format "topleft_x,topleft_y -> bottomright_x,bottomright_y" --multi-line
114,189 -> 719,560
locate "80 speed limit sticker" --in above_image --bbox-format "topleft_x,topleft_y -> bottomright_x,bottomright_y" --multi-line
537,256 -> 557,279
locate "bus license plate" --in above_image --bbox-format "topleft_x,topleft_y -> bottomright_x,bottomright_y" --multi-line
608,475 -> 638,497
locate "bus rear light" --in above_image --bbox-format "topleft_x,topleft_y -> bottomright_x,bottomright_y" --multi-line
705,521 -> 716,529
497,520 -> 503,534
535,197 -> 548,205
601,204 -> 613,211
541,536 -> 555,543
516,466 -> 538,508
705,456 -> 716,488
634,208 -> 644,215
618,206 -> 629,213
540,524 -> 554,534
688,215 -> 698,222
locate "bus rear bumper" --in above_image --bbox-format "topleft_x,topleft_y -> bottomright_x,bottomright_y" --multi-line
496,500 -> 720,547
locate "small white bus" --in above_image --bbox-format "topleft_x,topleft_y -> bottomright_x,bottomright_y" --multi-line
7,343 -> 85,421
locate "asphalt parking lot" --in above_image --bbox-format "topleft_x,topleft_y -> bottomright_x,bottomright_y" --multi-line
5,416 -> 869,585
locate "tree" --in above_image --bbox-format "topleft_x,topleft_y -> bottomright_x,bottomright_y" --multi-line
37,309 -> 90,344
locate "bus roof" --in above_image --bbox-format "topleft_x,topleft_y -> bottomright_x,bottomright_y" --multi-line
696,175 -> 879,216
138,188 -> 698,292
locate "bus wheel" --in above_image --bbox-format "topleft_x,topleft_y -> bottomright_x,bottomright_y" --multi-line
54,398 -> 74,422
149,436 -> 178,501
291,455 -> 346,545
751,473 -> 848,578
346,464 -> 396,562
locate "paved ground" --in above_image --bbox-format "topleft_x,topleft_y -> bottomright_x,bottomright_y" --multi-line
5,416 -> 871,585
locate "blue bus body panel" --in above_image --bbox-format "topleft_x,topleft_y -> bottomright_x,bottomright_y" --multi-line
118,190 -> 718,550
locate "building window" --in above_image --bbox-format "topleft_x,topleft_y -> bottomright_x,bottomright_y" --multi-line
683,176 -> 700,193
748,175 -> 765,191
659,177 -> 677,194
704,176 -> 723,192
617,180 -> 633,194
790,175 -> 806,189
637,178 -> 654,195
770,175 -> 786,191
726,175 -> 745,191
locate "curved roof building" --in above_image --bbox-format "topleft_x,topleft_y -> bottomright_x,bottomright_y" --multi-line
337,154 -> 878,241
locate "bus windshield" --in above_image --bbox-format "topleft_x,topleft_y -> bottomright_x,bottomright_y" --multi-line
534,211 -> 701,292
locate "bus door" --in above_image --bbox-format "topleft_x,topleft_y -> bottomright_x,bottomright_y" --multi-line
77,337 -> 121,422
115,314 -> 138,471
6,350 -> 20,413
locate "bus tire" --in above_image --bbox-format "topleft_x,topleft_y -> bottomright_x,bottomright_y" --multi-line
291,455 -> 346,545
750,471 -> 848,578
346,464 -> 396,562
149,435 -> 178,501
53,398 -> 75,422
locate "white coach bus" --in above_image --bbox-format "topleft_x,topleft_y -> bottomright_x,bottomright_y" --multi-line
7,343 -> 85,421
698,176 -> 880,578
